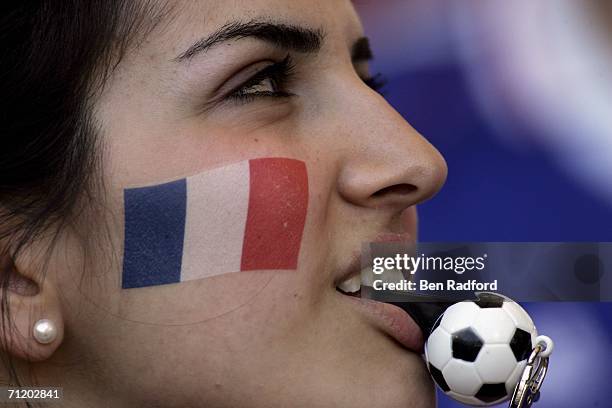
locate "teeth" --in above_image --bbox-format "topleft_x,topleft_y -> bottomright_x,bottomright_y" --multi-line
340,266 -> 408,293
361,266 -> 375,287
337,274 -> 361,293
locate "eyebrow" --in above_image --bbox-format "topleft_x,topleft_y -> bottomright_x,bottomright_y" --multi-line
175,20 -> 325,61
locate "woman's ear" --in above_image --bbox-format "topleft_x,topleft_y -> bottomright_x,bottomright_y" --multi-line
0,250 -> 64,362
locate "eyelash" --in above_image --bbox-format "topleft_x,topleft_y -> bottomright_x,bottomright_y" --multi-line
225,55 -> 388,104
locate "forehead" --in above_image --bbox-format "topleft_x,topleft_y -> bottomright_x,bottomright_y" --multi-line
150,0 -> 364,57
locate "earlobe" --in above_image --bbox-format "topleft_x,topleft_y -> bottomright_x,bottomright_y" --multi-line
0,253 -> 64,362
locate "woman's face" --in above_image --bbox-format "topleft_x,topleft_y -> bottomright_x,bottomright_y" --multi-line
47,1 -> 447,406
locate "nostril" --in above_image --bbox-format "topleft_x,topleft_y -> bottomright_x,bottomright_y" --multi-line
372,183 -> 417,197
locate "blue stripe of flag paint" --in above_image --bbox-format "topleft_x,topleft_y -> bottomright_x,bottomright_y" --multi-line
122,178 -> 187,289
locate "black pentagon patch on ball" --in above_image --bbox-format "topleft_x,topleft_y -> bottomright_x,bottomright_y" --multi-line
510,328 -> 532,361
428,363 -> 450,392
474,292 -> 505,308
475,383 -> 507,403
452,328 -> 483,362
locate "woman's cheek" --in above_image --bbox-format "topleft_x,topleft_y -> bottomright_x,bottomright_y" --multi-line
114,157 -> 310,324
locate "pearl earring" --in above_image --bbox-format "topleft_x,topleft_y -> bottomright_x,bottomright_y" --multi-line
32,319 -> 57,344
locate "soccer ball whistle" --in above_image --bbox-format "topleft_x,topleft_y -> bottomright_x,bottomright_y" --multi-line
395,292 -> 554,407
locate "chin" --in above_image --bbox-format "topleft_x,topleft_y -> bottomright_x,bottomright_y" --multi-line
330,346 -> 435,408
373,353 -> 436,408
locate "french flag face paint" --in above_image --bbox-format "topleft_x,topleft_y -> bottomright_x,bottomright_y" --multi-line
121,158 -> 308,289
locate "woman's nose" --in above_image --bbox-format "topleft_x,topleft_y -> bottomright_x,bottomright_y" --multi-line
336,87 -> 447,210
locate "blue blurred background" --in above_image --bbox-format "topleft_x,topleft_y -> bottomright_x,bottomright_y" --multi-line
357,1 -> 612,407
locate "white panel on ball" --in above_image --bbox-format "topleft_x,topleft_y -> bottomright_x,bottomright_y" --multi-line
425,327 -> 453,369
505,361 -> 527,396
474,344 -> 517,383
440,301 -> 480,333
473,308 -> 516,344
502,301 -> 535,332
442,359 -> 483,396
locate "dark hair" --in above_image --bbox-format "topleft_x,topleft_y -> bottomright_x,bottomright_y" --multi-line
0,0 -> 168,402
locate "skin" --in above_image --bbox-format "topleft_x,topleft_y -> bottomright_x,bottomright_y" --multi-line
4,1 -> 447,407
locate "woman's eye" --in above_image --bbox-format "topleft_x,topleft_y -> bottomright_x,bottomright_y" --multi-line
241,77 -> 277,95
226,55 -> 296,103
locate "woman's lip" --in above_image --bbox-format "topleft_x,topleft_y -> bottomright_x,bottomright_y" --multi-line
333,231 -> 419,346
342,295 -> 424,353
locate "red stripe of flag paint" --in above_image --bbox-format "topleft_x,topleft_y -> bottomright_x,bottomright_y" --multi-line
241,158 -> 308,271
